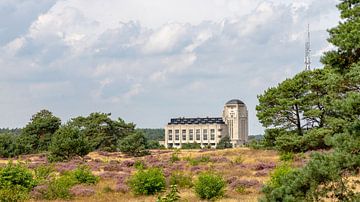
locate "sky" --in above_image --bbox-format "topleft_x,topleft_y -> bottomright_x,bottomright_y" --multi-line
0,0 -> 340,135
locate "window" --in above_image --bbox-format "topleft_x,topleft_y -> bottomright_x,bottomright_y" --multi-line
196,129 -> 200,140
203,129 -> 208,141
210,129 -> 215,140
189,129 -> 194,141
182,129 -> 186,141
168,130 -> 173,141
175,130 -> 179,140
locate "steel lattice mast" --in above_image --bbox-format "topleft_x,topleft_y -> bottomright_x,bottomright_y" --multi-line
305,24 -> 311,71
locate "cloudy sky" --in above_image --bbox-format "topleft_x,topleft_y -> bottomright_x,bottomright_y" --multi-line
0,0 -> 340,135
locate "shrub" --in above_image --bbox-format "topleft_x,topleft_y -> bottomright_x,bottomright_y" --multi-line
194,172 -> 225,200
71,165 -> 99,184
266,163 -> 293,189
48,125 -> 91,162
147,140 -> 163,149
181,143 -> 201,149
279,152 -> 295,162
0,186 -> 29,202
34,164 -> 55,183
118,132 -> 150,157
157,185 -> 180,202
128,168 -> 166,195
169,172 -> 193,188
216,135 -> 232,149
0,162 -> 36,191
134,160 -> 146,170
170,151 -> 180,163
44,174 -> 78,199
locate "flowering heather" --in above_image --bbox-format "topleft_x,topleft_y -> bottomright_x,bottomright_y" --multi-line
55,163 -> 78,173
99,171 -> 122,179
114,183 -> 129,193
103,164 -> 123,172
30,184 -> 48,199
226,176 -> 238,184
121,160 -> 135,167
85,161 -> 103,171
253,162 -> 276,170
210,156 -> 231,163
70,185 -> 95,197
254,170 -> 269,177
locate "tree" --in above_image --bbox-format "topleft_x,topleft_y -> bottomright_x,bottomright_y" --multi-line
118,132 -> 149,157
48,125 -> 91,162
18,109 -> 61,154
216,135 -> 232,149
70,112 -> 135,151
0,133 -> 18,158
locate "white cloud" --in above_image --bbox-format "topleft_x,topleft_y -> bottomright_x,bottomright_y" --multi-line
0,0 -> 340,135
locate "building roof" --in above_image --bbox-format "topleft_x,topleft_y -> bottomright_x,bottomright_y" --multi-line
168,117 -> 225,125
226,99 -> 244,105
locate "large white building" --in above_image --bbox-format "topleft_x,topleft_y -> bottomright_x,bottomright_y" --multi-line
164,99 -> 248,148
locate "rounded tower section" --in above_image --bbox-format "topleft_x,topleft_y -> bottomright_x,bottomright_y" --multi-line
222,99 -> 248,147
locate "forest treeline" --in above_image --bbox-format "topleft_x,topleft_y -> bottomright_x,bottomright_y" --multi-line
0,111 -> 164,161
254,1 -> 360,201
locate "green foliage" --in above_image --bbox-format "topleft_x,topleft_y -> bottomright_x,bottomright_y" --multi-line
216,135 -> 233,149
48,125 -> 91,162
70,112 -> 135,151
274,133 -> 304,153
169,172 -> 193,188
128,168 -> 166,195
0,133 -> 19,158
137,128 -> 165,141
71,165 -> 99,184
18,109 -> 61,154
194,172 -> 225,200
181,143 -> 201,149
147,140 -> 164,149
279,152 -> 295,162
118,132 -> 149,157
0,162 -> 36,191
34,164 -> 55,184
185,155 -> 210,166
157,185 -> 180,202
170,151 -> 180,163
235,185 -> 248,194
134,160 -> 146,170
44,174 -> 78,200
40,165 -> 98,200
0,186 -> 29,202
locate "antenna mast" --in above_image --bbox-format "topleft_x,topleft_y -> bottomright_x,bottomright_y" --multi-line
304,24 -> 311,71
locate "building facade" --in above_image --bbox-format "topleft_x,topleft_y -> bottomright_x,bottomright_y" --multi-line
164,99 -> 248,148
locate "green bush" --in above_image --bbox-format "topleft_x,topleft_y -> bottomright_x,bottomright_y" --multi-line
134,160 -> 146,170
128,168 -> 166,195
71,165 -> 99,184
118,132 -> 150,157
157,185 -> 180,202
194,172 -> 225,200
216,135 -> 232,149
181,143 -> 201,149
265,163 -> 293,189
279,152 -> 295,162
170,151 -> 180,163
48,125 -> 91,162
146,140 -> 163,149
0,162 -> 36,191
0,186 -> 29,202
34,164 -> 55,183
169,172 -> 193,188
44,174 -> 78,200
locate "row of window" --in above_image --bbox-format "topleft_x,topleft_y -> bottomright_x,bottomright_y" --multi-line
168,129 -> 216,141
